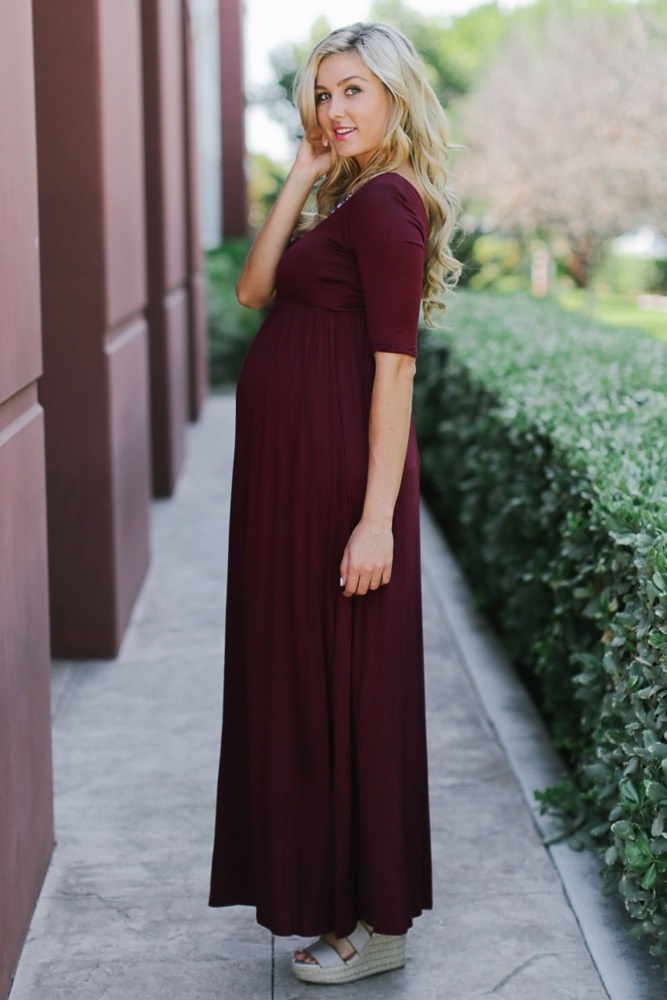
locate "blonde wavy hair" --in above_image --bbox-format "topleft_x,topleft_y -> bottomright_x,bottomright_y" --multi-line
294,21 -> 461,325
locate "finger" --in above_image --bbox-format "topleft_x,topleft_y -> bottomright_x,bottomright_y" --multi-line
339,549 -> 349,589
368,573 -> 383,591
343,574 -> 360,598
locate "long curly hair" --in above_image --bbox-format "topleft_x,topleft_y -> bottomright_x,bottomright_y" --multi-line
294,22 -> 461,325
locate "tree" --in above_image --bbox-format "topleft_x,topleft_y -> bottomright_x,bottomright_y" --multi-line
371,0 -> 488,105
457,5 -> 667,285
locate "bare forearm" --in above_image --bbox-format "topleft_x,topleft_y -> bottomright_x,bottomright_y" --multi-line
236,163 -> 319,309
339,352 -> 415,596
362,352 -> 416,528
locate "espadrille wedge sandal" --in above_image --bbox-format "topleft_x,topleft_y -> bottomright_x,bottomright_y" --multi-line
292,921 -> 406,984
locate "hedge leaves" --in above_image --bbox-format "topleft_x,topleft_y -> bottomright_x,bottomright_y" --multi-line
414,291 -> 667,965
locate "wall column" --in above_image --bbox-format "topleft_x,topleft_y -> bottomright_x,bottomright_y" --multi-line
142,0 -> 191,494
183,0 -> 209,421
0,3 -> 53,994
33,0 -> 152,658
220,0 -> 248,237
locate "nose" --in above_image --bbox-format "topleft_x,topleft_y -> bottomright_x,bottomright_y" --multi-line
327,94 -> 344,120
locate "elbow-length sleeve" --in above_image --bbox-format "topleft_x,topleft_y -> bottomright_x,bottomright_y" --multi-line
347,175 -> 428,358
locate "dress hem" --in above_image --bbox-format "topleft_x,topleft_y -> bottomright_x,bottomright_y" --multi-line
208,897 -> 433,939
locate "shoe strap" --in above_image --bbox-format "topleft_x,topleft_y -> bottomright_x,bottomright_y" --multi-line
347,921 -> 372,955
304,938 -> 347,969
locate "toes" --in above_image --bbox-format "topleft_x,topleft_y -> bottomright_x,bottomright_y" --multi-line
293,949 -> 316,964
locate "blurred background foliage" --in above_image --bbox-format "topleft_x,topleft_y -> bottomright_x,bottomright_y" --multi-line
208,0 -> 667,365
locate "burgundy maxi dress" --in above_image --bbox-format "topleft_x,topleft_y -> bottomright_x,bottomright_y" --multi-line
209,172 -> 432,940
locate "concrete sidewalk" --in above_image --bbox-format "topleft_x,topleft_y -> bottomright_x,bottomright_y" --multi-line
8,395 -> 665,999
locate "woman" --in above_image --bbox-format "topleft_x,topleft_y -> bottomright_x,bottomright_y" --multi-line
209,21 -> 460,985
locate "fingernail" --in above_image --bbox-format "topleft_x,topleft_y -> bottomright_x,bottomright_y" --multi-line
339,577 -> 344,587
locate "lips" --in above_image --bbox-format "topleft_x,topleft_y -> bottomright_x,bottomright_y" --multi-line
333,127 -> 356,140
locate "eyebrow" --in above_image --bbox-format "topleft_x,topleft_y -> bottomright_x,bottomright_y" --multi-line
314,75 -> 368,90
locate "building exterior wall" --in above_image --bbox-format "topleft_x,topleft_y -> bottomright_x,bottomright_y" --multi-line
190,0 -> 223,249
183,1 -> 209,419
220,0 -> 248,237
34,0 -> 153,657
1,0 -> 243,992
0,3 -> 54,997
142,0 -> 199,495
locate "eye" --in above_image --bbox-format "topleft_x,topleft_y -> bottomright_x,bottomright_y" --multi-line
345,86 -> 361,96
315,91 -> 330,103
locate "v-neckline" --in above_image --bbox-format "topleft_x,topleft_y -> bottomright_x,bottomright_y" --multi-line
327,171 -> 426,220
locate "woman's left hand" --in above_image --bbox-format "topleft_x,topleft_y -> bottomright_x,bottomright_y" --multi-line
340,519 -> 393,597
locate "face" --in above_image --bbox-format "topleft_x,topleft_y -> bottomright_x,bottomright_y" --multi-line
315,51 -> 392,170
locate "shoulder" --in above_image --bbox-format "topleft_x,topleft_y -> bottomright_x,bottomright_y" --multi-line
350,173 -> 428,236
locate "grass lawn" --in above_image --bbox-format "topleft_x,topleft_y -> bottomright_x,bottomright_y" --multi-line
557,287 -> 667,341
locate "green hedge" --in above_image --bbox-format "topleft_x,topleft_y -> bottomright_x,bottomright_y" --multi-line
413,291 -> 667,967
207,239 -> 266,387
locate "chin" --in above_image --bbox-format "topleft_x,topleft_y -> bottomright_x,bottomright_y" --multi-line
338,147 -> 367,164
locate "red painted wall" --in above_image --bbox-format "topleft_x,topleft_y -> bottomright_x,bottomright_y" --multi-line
183,0 -> 209,420
220,0 -> 248,237
0,3 -> 54,995
142,0 -> 190,497
1,0 -> 239,990
34,0 -> 152,657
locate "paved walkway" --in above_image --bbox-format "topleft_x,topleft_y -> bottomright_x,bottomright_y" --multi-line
8,395 -> 665,999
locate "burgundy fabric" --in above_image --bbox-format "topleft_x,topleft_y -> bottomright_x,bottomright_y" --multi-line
209,173 -> 432,939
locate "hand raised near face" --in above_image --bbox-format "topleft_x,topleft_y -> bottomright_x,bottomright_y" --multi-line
294,131 -> 332,181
